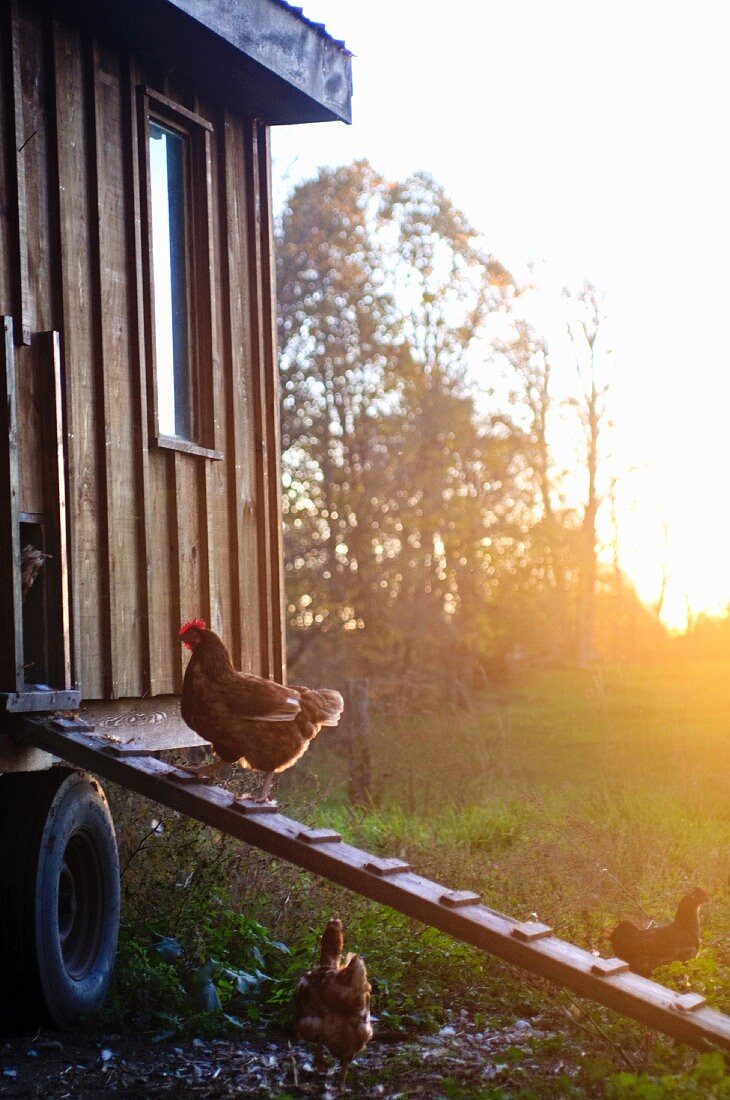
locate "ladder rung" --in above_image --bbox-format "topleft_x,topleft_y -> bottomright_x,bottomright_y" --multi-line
297,828 -> 342,845
591,956 -> 630,977
440,890 -> 482,908
674,992 -> 707,1013
229,799 -> 279,815
511,921 -> 553,941
363,858 -> 411,877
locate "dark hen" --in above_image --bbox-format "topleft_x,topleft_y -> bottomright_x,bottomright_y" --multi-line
295,917 -> 373,1093
609,887 -> 709,976
178,620 -> 343,801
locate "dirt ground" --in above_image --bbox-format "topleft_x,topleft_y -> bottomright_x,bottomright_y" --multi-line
0,1011 -> 587,1098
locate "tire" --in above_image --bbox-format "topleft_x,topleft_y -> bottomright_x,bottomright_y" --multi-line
0,767 -> 120,1030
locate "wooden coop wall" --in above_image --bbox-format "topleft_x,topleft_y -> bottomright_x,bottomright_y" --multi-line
0,0 -> 285,700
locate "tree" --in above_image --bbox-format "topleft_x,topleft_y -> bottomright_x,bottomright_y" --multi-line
376,173 -> 515,684
276,162 -> 402,673
276,163 -> 518,689
564,279 -> 611,663
493,319 -> 576,659
276,162 -> 634,684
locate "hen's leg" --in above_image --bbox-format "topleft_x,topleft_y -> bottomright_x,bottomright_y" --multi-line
182,756 -> 227,779
313,1044 -> 326,1073
338,1058 -> 351,1094
255,771 -> 276,802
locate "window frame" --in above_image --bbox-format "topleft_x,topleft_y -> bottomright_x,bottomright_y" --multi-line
138,86 -> 222,460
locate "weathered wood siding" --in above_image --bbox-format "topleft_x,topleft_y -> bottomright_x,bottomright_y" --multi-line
0,0 -> 283,699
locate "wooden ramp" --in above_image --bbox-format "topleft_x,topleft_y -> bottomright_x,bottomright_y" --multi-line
17,714 -> 730,1054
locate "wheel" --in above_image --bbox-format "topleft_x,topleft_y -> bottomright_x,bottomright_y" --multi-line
0,767 -> 120,1030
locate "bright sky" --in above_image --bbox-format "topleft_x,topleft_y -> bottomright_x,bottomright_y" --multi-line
272,0 -> 730,630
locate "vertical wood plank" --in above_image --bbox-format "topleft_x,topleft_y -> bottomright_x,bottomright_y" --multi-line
135,80 -> 177,693
43,330 -> 73,689
3,0 -> 32,344
88,36 -> 143,697
184,93 -> 224,646
202,121 -> 232,643
256,123 -> 286,682
123,53 -> 153,695
173,450 -> 206,684
51,17 -> 104,697
14,340 -> 44,514
188,108 -> 230,646
147,450 -> 178,693
0,317 -> 24,691
219,110 -> 261,672
243,117 -> 274,677
205,450 -> 233,645
15,0 -> 54,338
195,120 -> 216,634
0,9 -> 15,312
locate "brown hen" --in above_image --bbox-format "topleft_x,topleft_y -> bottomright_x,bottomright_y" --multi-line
295,916 -> 373,1093
609,887 -> 709,976
21,544 -> 51,601
178,619 -> 343,801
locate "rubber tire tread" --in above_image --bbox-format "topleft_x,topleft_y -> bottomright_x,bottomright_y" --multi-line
0,768 -> 119,1031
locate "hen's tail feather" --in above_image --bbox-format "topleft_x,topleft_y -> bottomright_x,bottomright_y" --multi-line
609,920 -> 642,959
293,686 -> 345,726
337,954 -> 370,993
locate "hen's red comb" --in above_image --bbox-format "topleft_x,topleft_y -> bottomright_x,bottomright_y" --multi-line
178,618 -> 207,636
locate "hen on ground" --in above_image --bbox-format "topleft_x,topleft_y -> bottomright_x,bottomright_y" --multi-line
294,916 -> 373,1094
609,887 -> 709,976
178,619 -> 344,801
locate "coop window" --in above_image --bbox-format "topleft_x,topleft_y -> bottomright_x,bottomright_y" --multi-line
140,89 -> 222,459
149,122 -> 192,438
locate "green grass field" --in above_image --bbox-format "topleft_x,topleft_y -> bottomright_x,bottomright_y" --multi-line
114,661 -> 730,1095
299,662 -> 729,951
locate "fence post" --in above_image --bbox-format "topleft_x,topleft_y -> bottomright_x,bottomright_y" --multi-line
344,678 -> 371,806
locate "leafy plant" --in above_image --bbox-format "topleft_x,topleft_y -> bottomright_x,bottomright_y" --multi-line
606,1052 -> 730,1099
106,931 -> 185,1026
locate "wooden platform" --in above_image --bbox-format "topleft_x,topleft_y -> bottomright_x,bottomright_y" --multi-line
0,698 -> 207,773
16,714 -> 730,1054
79,698 -> 208,753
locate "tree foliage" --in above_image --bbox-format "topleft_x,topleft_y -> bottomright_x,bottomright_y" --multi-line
276,161 -> 666,693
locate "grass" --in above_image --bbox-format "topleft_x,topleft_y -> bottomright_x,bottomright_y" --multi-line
294,662 -> 730,960
110,659 -> 730,1093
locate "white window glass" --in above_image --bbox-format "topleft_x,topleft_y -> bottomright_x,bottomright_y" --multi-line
149,122 -> 194,439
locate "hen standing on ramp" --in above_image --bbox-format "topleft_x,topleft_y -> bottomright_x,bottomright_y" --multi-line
609,887 -> 709,975
178,619 -> 344,802
295,916 -> 373,1093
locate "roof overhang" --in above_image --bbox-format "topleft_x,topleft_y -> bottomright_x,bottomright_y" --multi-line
66,0 -> 352,125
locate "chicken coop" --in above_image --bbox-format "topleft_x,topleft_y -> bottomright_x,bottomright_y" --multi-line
0,0 -> 351,1028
